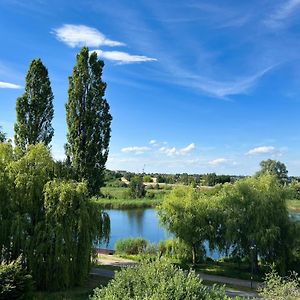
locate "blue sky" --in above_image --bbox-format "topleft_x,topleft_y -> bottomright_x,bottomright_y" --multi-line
1,0 -> 300,175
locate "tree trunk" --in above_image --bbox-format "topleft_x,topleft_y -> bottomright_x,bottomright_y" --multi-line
192,244 -> 196,265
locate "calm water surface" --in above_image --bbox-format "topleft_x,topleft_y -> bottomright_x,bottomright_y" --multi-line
100,208 -> 300,259
100,208 -> 222,259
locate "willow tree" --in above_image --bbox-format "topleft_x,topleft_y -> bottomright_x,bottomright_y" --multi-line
7,144 -> 54,263
158,187 -> 221,265
219,175 -> 292,273
65,47 -> 112,195
14,59 -> 54,152
42,180 -> 110,290
0,142 -> 14,261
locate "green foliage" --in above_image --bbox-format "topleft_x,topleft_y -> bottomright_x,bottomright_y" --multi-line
203,173 -> 231,186
219,175 -> 292,273
0,144 -> 110,291
289,181 -> 300,200
158,186 -> 221,264
90,259 -> 231,300
143,175 -> 153,182
115,237 -> 148,255
65,47 -> 112,195
41,180 -> 110,290
0,257 -> 33,300
14,59 -> 54,152
129,176 -> 146,198
256,159 -> 288,185
0,127 -> 6,142
158,239 -> 205,263
7,144 -> 54,261
258,267 -> 300,299
94,197 -> 161,209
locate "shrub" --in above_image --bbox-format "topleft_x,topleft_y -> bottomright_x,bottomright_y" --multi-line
115,237 -> 148,255
258,267 -> 300,299
158,239 -> 205,263
129,176 -> 145,198
90,259 -> 231,300
0,257 -> 33,300
143,175 -> 153,183
146,191 -> 155,199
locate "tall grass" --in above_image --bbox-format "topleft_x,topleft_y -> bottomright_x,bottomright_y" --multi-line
94,198 -> 162,209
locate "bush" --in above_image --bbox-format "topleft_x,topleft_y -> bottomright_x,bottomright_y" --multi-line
129,176 -> 145,198
0,257 -> 33,300
258,267 -> 300,299
143,175 -> 153,183
90,259 -> 231,300
146,191 -> 155,199
158,239 -> 205,263
115,238 -> 148,255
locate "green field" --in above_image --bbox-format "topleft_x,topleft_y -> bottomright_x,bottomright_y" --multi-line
97,186 -> 171,209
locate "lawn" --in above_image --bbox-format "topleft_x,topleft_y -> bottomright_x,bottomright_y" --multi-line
192,261 -> 264,282
33,275 -> 111,300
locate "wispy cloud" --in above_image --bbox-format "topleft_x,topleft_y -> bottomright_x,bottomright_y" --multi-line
149,139 -> 156,145
91,50 -> 157,64
265,0 -> 300,28
246,146 -> 276,155
53,24 -> 124,48
208,158 -> 230,166
159,143 -> 195,156
0,81 -> 22,89
121,146 -> 151,154
166,65 -> 276,98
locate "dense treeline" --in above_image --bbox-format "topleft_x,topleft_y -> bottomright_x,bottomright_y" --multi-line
0,47 -> 112,292
158,174 -> 300,274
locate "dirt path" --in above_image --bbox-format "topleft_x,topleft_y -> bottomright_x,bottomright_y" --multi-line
96,254 -> 138,267
93,255 -> 259,298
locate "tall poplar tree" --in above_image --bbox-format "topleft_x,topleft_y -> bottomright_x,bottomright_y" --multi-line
65,47 -> 112,195
14,59 -> 54,152
0,126 -> 5,142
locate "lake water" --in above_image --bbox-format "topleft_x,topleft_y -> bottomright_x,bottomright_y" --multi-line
100,208 -> 222,259
99,208 -> 300,259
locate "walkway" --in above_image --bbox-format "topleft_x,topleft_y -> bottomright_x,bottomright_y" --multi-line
92,255 -> 260,298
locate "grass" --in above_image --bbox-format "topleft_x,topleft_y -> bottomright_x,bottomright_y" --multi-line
33,275 -> 111,300
192,261 -> 264,281
96,186 -> 169,209
94,197 -> 162,209
287,199 -> 300,212
202,280 -> 257,293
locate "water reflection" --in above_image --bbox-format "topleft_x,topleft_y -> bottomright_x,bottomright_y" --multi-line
100,209 -> 300,260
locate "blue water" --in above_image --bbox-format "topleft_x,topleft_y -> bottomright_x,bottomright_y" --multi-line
100,208 -> 222,259
102,208 -> 170,248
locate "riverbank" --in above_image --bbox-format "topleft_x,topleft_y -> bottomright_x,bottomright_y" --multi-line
95,198 -> 162,209
287,199 -> 300,212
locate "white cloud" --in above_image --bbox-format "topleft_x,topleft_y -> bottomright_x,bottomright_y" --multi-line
186,66 -> 275,98
53,24 -> 124,48
246,146 -> 275,155
180,143 -> 196,154
208,158 -> 230,166
121,146 -> 151,154
265,0 -> 300,28
159,143 -> 195,156
0,81 -> 22,89
149,139 -> 156,145
91,50 -> 157,64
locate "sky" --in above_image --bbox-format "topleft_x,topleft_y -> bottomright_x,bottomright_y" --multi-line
1,0 -> 300,175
